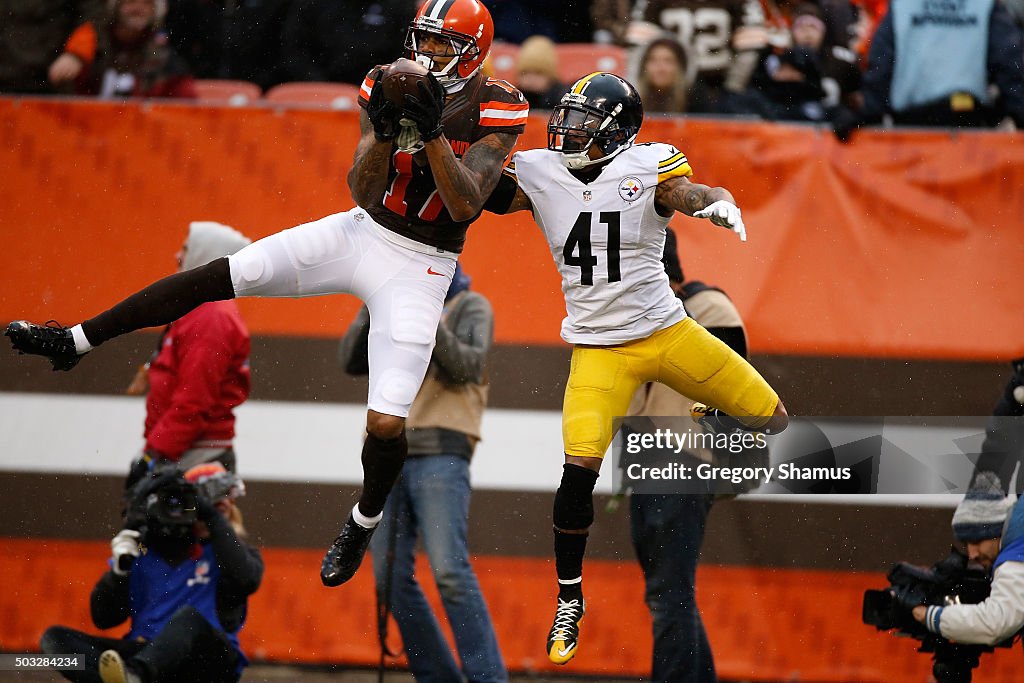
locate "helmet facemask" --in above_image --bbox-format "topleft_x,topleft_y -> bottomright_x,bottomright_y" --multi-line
405,20 -> 481,89
547,97 -> 635,170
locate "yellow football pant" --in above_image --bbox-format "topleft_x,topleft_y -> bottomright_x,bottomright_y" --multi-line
562,317 -> 779,459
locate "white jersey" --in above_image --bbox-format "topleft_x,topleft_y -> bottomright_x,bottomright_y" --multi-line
511,142 -> 693,345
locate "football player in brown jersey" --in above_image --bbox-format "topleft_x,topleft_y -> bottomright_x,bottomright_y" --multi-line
7,0 -> 528,589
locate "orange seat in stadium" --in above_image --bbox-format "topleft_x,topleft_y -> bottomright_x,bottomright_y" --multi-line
193,79 -> 262,106
555,43 -> 629,84
487,41 -> 520,84
263,82 -> 362,111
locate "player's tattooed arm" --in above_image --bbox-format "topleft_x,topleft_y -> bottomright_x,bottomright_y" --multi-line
424,132 -> 518,221
348,110 -> 393,208
654,175 -> 737,217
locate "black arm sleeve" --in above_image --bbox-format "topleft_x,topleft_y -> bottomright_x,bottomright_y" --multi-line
206,514 -> 264,596
90,570 -> 131,630
482,170 -> 519,215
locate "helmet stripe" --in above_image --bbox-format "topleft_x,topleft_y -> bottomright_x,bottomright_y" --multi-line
426,0 -> 457,19
571,72 -> 604,95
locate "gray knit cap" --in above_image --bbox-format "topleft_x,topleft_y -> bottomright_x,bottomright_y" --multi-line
181,222 -> 251,271
951,472 -> 1015,542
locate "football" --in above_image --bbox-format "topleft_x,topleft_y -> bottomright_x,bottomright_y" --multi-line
379,58 -> 431,107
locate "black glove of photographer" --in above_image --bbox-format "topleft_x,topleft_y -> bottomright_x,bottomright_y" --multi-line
401,73 -> 446,142
195,491 -> 219,523
367,71 -> 400,143
891,583 -> 927,613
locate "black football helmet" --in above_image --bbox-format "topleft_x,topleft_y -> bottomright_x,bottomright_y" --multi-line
547,72 -> 644,169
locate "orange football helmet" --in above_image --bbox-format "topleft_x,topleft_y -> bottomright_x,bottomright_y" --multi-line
405,0 -> 494,88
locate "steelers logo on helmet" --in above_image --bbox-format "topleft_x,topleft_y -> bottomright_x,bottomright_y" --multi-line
405,0 -> 494,90
548,72 -> 644,170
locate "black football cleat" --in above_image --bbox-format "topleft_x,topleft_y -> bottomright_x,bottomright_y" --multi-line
547,595 -> 585,664
5,320 -> 83,371
320,514 -> 376,587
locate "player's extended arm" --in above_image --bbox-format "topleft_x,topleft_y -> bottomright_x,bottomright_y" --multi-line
348,110 -> 393,209
655,175 -> 747,241
424,131 -> 518,221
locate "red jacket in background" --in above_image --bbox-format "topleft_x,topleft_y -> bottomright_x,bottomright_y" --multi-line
145,301 -> 250,459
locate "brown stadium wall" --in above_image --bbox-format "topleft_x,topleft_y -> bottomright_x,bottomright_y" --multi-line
0,98 -> 1022,681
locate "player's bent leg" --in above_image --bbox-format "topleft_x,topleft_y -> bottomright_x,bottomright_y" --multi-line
6,258 -> 234,371
656,318 -> 786,433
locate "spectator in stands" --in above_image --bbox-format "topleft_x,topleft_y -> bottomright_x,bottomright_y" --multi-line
40,464 -> 262,683
0,0 -> 104,94
339,264 -> 507,683
164,0 -> 292,92
280,0 -> 414,85
639,0 -> 769,113
515,35 -> 567,110
48,0 -> 197,99
733,48 -> 827,122
836,0 -> 1024,139
761,0 -> 860,54
636,37 -> 691,114
789,3 -> 860,110
123,221 -> 252,488
735,4 -> 859,122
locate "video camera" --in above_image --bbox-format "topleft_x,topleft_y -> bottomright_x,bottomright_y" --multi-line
863,547 -> 1014,683
124,471 -> 199,545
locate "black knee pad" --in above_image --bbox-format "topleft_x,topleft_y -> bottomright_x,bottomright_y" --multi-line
553,463 -> 599,531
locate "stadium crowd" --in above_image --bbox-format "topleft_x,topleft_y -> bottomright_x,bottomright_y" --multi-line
1,0 -> 1022,134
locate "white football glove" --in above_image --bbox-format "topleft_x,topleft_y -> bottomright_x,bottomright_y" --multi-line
694,200 -> 746,242
111,529 -> 141,576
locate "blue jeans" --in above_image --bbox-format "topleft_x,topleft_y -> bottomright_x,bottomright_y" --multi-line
630,493 -> 716,683
371,454 -> 507,683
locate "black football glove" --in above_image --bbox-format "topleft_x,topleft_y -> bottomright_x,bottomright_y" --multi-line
400,72 -> 446,142
367,70 -> 400,143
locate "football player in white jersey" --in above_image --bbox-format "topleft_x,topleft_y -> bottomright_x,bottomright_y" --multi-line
485,72 -> 789,666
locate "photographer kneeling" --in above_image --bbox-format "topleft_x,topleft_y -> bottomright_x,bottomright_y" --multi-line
898,472 -> 1024,646
40,464 -> 263,683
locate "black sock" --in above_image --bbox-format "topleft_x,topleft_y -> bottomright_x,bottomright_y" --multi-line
357,431 -> 407,518
552,463 -> 599,599
554,529 -> 587,600
82,258 -> 234,347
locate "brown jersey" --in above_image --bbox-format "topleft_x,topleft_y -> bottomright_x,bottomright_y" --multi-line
358,70 -> 528,254
644,0 -> 765,83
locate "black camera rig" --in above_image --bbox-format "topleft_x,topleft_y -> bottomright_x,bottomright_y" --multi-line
863,547 -> 1017,683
